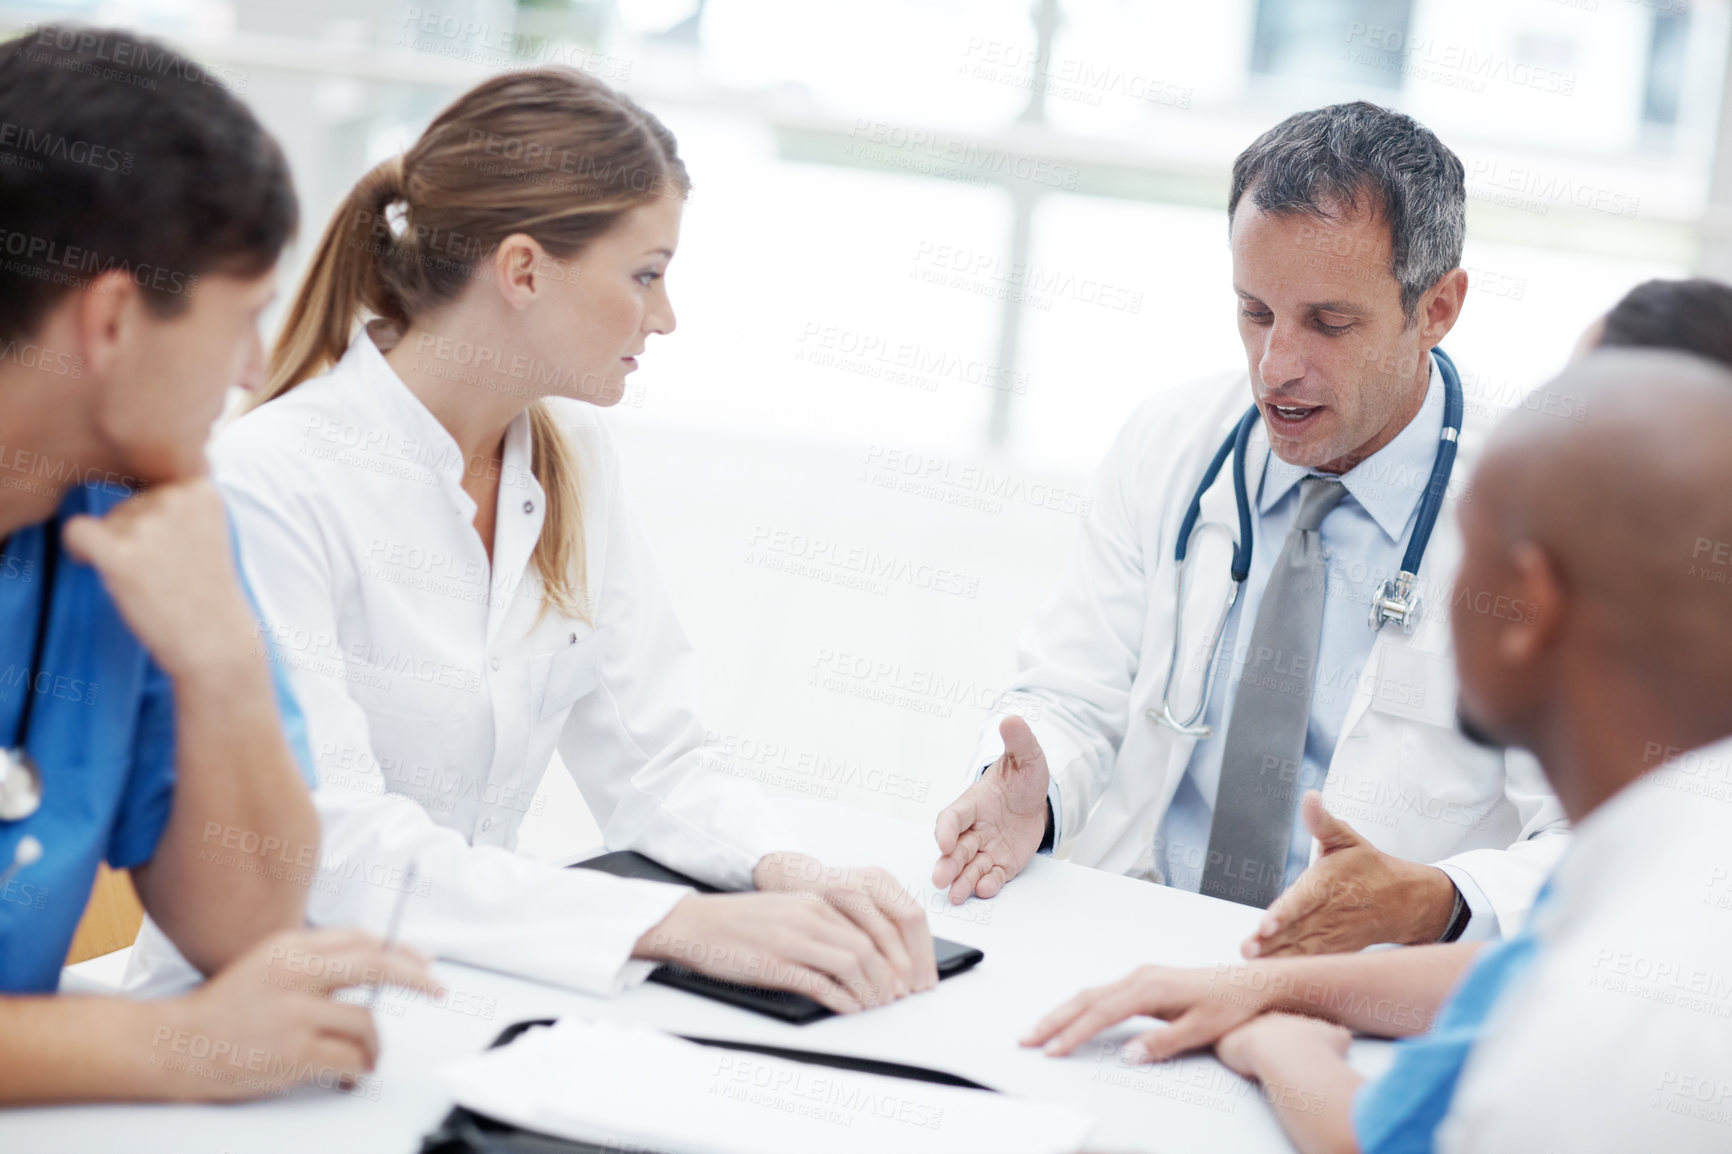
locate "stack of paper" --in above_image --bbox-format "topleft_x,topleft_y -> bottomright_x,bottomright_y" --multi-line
438,1018 -> 1096,1154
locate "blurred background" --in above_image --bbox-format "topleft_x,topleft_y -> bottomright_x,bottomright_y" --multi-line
3,0 -> 1726,862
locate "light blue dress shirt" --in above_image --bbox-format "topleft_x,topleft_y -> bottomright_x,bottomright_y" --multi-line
1150,355 -> 1489,932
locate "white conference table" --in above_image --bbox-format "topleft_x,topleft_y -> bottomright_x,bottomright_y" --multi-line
2,799 -> 1394,1154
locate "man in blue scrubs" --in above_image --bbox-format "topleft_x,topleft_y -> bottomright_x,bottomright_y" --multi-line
0,26 -> 430,1103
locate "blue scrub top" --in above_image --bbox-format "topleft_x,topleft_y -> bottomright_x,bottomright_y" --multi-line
1351,884 -> 1551,1154
0,483 -> 315,993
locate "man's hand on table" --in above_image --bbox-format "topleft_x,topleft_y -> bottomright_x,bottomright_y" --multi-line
1240,793 -> 1460,959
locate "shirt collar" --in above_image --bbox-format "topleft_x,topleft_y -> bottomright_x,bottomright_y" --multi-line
1257,352 -> 1445,542
348,322 -> 540,518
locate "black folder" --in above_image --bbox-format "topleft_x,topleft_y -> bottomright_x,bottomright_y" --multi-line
569,850 -> 985,1024
419,1019 -> 997,1154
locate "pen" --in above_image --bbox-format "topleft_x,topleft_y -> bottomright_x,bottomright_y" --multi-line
367,858 -> 419,1011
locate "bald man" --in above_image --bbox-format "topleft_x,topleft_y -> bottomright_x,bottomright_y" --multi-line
1021,349 -> 1732,1154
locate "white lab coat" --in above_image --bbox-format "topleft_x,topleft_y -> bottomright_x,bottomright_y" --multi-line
972,364 -> 1569,933
127,328 -> 796,996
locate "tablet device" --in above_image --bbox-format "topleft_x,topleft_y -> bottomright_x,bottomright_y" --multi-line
570,850 -> 984,1024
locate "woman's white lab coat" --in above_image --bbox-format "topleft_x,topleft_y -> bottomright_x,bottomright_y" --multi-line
128,327 -> 795,996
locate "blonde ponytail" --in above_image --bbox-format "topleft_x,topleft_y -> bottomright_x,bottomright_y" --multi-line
254,69 -> 692,626
528,403 -> 588,621
260,156 -> 408,403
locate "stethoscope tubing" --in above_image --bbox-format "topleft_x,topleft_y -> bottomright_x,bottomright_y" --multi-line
0,519 -> 59,825
1154,349 -> 1464,735
1174,348 -> 1463,582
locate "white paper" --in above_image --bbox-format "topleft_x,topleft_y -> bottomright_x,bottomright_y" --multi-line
438,1018 -> 1096,1154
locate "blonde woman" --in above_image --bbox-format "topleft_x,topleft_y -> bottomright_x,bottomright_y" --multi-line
127,70 -> 936,1010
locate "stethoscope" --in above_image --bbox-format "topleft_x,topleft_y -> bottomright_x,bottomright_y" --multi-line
0,520 -> 57,824
1151,349 -> 1464,738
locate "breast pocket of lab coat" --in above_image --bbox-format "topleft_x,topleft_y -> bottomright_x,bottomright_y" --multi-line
1373,646 -> 1506,840
536,634 -> 604,723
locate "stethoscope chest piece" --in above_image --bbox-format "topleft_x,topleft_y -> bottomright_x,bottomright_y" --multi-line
1369,571 -> 1424,634
0,748 -> 43,822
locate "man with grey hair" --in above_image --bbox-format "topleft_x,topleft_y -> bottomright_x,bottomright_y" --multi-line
1025,349 -> 1732,1154
932,102 -> 1568,957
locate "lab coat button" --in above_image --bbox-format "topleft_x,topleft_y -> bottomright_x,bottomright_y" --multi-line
523,500 -> 535,514
481,817 -> 493,832
490,657 -> 501,671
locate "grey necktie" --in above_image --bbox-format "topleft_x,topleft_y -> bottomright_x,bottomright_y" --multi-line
1199,475 -> 1348,908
